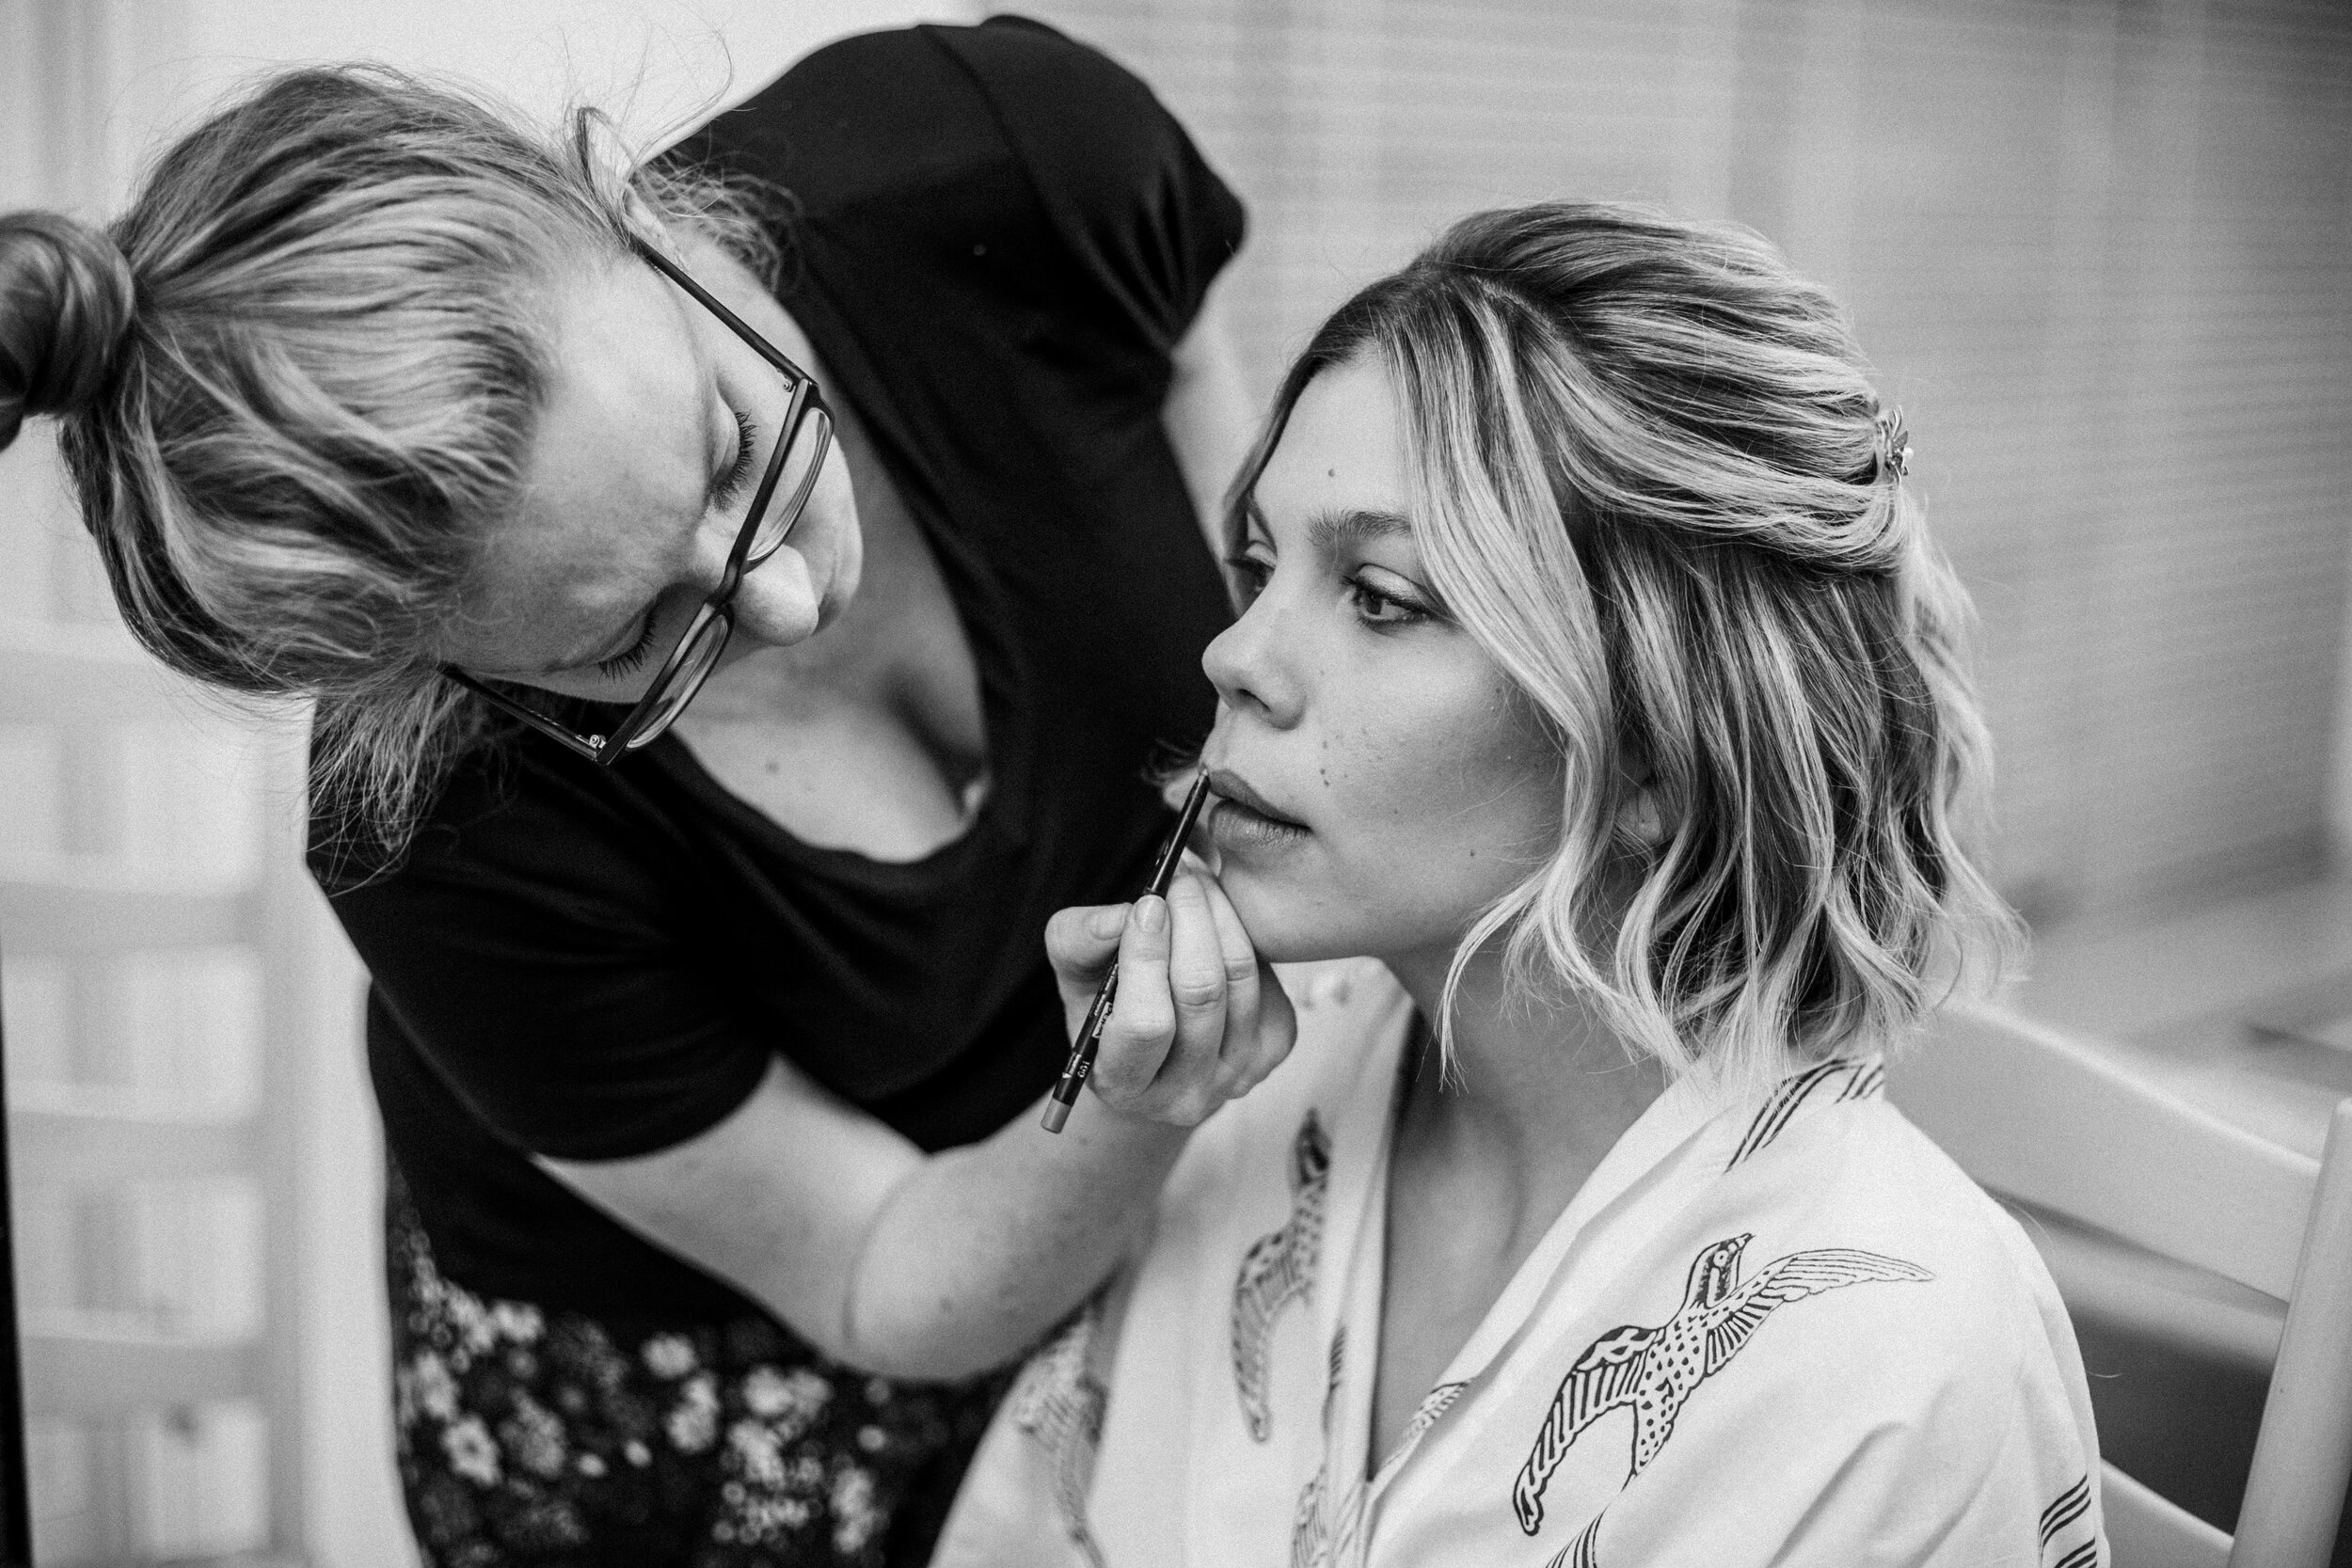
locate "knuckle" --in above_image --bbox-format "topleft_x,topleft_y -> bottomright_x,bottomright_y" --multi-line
1089,1061 -> 1141,1101
1169,970 -> 1226,1010
1116,994 -> 1176,1045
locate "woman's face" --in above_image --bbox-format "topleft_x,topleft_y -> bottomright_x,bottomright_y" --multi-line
439,251 -> 862,702
1200,356 -> 1565,973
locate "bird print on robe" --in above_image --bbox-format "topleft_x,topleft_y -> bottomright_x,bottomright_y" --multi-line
1011,1297 -> 1110,1568
1726,1056 -> 1885,1169
1233,1109 -> 1333,1441
1291,1328 -> 1349,1568
2038,1474 -> 2098,1568
1513,1232 -> 1933,1537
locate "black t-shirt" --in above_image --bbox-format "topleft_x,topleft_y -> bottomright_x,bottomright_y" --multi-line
320,16 -> 1244,1321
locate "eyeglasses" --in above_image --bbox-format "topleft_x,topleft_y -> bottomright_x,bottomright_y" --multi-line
443,238 -> 834,766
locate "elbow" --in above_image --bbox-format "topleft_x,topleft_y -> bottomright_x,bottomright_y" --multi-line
833,1285 -> 1033,1383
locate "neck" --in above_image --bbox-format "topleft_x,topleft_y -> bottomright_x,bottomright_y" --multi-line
1383,940 -> 1670,1224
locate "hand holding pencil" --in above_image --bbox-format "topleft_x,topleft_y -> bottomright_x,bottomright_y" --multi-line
1040,773 -> 1297,1132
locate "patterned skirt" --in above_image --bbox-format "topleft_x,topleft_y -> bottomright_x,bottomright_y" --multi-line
385,1163 -> 1009,1567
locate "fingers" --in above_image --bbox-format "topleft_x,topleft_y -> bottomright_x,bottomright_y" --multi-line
1045,862 -> 1295,1128
1045,901 -> 1129,1007
1135,872 -> 1236,1122
1161,873 -> 1232,1052
1086,873 -> 1223,1117
1088,893 -> 1175,1102
1199,874 -> 1295,1101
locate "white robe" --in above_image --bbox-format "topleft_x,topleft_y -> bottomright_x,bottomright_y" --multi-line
938,961 -> 2106,1568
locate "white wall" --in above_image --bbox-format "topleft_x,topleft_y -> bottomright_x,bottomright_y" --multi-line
2334,563 -> 2352,865
178,0 -> 972,147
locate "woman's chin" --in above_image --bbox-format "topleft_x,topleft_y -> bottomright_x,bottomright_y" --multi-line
1219,881 -> 1384,968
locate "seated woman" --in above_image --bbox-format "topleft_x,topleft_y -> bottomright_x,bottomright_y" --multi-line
942,200 -> 2105,1567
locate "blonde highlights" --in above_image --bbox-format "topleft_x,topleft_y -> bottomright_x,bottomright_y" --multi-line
1232,202 -> 2017,1089
21,65 -> 781,873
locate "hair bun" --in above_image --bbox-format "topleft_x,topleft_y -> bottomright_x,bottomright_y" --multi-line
0,211 -> 135,452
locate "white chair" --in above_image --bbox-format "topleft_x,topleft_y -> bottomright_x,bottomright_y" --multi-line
1885,1006 -> 2352,1568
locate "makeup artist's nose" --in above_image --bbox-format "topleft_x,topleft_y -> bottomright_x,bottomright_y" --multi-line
730,545 -> 822,646
1203,594 -> 1303,728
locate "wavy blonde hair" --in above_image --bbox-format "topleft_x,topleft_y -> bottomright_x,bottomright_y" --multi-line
6,65 -> 780,874
1230,201 -> 2018,1090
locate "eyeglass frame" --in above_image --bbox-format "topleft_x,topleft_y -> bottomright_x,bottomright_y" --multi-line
441,235 -> 834,766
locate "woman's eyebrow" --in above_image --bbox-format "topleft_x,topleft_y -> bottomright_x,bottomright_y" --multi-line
1307,507 -> 1413,551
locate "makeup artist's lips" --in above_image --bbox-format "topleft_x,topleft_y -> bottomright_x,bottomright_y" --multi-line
1205,768 -> 1310,851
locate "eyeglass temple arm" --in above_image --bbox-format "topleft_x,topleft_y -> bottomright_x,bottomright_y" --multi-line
628,235 -> 816,388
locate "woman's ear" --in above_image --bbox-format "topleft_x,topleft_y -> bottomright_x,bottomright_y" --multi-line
1617,784 -> 1666,848
1613,746 -> 1667,849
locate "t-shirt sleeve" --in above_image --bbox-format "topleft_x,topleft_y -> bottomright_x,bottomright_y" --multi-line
319,765 -> 774,1163
926,15 -> 1248,357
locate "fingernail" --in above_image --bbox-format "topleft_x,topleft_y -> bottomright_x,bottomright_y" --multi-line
1134,895 -> 1168,935
1088,905 -> 1128,941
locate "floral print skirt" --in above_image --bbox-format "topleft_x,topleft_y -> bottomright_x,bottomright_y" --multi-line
386,1162 -> 1009,1567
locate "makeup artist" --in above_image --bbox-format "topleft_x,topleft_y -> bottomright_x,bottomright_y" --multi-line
0,17 -> 1290,1564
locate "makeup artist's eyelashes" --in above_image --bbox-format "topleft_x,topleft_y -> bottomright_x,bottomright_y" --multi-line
594,612 -> 660,678
586,408 -> 762,681
714,409 -> 759,509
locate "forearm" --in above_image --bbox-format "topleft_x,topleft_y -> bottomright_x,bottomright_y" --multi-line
834,1094 -> 1188,1379
548,877 -> 1292,1383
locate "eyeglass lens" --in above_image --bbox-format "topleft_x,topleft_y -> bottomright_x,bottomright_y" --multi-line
627,408 -> 832,751
751,408 -> 833,562
627,611 -> 733,750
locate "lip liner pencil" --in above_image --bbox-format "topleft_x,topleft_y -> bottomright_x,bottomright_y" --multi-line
1041,769 -> 1216,1133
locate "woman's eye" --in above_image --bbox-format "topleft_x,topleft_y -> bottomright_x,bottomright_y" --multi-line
713,410 -> 759,509
1347,573 -> 1432,627
1223,549 -> 1275,603
594,613 -> 660,678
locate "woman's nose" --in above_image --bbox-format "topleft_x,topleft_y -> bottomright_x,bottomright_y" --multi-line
1202,592 -> 1302,728
728,543 -> 822,647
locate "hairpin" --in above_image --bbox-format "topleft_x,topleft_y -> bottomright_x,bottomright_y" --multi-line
1873,408 -> 1913,483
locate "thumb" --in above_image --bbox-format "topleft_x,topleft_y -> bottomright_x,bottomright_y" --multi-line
1046,902 -> 1130,990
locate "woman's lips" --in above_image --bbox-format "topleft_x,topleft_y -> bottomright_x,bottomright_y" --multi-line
1205,768 -> 1309,851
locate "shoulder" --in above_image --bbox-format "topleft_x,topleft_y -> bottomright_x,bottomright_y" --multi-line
716,16 -> 1206,200
1700,1080 -> 2088,1431
919,15 -> 1245,279
779,14 -> 1120,92
685,16 -> 1239,348
914,16 -> 1177,147
1546,1088 -> 2102,1560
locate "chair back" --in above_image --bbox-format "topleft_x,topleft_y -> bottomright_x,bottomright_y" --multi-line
1885,1006 -> 2352,1568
